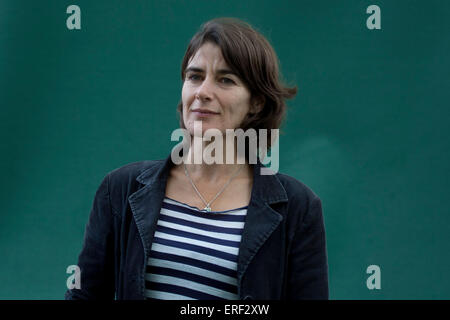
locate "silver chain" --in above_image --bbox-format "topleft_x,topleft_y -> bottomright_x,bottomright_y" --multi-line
183,163 -> 243,212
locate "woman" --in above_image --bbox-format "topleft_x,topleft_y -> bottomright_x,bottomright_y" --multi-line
65,17 -> 328,300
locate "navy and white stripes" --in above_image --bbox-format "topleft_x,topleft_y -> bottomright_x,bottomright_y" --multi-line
144,197 -> 247,300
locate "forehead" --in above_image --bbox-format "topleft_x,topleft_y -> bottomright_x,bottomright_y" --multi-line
187,42 -> 228,68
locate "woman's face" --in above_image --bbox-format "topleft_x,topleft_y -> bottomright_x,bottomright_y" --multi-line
182,42 -> 253,136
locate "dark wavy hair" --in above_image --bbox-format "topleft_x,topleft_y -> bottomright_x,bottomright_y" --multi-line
177,17 -> 297,150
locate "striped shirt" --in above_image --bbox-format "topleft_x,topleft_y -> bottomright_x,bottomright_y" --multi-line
144,197 -> 248,300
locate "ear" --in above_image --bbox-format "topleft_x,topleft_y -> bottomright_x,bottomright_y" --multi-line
250,95 -> 265,114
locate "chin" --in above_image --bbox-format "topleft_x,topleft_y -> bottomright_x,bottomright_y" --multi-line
187,120 -> 224,136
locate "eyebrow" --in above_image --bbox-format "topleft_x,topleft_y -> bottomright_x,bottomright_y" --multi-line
184,67 -> 238,77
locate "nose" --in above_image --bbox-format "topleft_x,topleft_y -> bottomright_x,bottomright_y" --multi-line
195,77 -> 213,102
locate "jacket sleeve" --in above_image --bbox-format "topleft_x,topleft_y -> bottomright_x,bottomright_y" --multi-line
287,196 -> 329,299
65,173 -> 116,300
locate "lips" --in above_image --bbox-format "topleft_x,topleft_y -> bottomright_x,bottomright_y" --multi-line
191,109 -> 219,114
191,109 -> 220,116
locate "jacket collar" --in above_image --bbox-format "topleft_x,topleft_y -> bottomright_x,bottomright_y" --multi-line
130,153 -> 288,298
135,153 -> 288,204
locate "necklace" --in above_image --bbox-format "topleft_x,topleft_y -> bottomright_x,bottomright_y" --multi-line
183,163 -> 243,212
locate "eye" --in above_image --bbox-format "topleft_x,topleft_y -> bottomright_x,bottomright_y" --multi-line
220,77 -> 235,84
187,74 -> 202,81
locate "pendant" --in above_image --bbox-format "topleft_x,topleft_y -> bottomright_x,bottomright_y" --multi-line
204,206 -> 211,212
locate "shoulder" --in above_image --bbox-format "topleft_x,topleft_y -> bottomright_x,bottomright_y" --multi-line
106,160 -> 164,186
99,160 -> 164,211
274,172 -> 323,226
275,172 -> 320,203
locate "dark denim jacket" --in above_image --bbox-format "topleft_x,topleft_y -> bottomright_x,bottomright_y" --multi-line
65,154 -> 329,300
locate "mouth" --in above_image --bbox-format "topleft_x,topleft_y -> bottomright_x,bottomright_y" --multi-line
191,109 -> 220,117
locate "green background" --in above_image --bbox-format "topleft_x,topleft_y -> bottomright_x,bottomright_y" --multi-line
1,0 -> 449,299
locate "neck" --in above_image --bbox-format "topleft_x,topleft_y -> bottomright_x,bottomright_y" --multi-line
181,139 -> 251,183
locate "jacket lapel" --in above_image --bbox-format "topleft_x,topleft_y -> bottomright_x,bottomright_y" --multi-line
128,157 -> 171,256
236,161 -> 288,289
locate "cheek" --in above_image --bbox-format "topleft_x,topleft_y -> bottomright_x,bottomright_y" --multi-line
234,96 -> 252,119
181,86 -> 192,116
181,85 -> 188,106
180,93 -> 188,123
